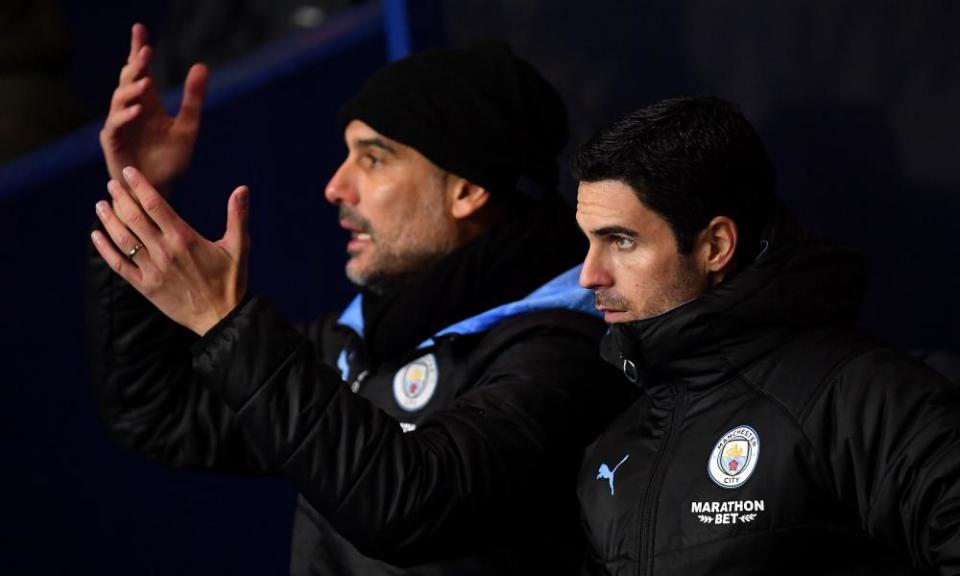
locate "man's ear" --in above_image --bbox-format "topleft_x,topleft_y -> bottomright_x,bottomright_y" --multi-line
696,216 -> 738,286
448,176 -> 491,220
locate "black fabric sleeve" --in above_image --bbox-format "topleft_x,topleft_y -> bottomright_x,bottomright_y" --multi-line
803,348 -> 960,574
85,245 -> 273,473
192,295 -> 627,565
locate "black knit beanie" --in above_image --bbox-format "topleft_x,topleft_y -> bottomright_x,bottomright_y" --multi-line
338,43 -> 568,197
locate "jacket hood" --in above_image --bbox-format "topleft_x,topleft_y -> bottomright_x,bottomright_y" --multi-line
600,204 -> 866,388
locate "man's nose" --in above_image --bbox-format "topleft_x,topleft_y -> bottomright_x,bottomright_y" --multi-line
324,160 -> 358,206
579,246 -> 613,289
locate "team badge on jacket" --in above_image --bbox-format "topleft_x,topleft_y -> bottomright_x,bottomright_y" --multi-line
708,425 -> 760,488
393,353 -> 439,412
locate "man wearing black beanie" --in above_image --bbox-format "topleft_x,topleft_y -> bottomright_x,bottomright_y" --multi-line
88,24 -> 630,574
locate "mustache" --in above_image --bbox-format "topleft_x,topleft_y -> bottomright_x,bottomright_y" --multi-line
594,290 -> 630,310
338,206 -> 372,234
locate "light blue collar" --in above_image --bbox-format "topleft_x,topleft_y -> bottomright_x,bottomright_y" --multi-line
335,264 -> 597,348
336,291 -> 365,337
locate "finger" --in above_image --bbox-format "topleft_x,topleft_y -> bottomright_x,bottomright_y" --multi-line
96,199 -> 142,253
101,104 -> 142,139
107,178 -> 163,248
97,203 -> 157,279
222,186 -> 250,256
128,23 -> 149,64
120,166 -> 187,236
119,45 -> 152,85
176,63 -> 208,127
92,229 -> 144,286
94,202 -> 155,276
110,77 -> 151,113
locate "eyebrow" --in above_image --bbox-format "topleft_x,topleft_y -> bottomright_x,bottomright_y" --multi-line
353,137 -> 399,155
590,225 -> 638,238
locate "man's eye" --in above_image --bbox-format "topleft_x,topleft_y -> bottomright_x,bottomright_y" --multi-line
363,154 -> 382,168
613,236 -> 635,250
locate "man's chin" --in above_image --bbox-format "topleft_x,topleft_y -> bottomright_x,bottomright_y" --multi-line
602,310 -> 635,324
344,258 -> 363,282
345,255 -> 381,288
345,260 -> 422,295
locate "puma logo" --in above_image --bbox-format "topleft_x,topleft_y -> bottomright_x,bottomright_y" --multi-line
597,454 -> 630,495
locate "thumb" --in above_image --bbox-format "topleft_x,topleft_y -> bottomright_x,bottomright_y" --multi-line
223,185 -> 250,257
177,63 -> 208,126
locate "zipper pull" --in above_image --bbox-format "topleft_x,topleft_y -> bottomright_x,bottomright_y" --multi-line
350,370 -> 370,394
619,353 -> 639,383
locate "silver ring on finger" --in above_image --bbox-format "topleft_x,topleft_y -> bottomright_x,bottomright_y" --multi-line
126,242 -> 144,260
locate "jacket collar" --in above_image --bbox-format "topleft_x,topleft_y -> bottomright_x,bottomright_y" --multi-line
600,206 -> 866,390
339,264 -> 597,346
337,197 -> 588,364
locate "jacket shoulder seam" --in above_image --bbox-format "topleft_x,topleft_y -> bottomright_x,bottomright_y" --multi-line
796,345 -> 877,422
734,369 -> 838,501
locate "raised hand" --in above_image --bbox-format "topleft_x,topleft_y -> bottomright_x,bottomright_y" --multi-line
100,23 -> 208,196
91,166 -> 250,336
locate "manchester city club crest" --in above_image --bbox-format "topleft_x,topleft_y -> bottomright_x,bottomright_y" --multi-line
393,353 -> 439,412
708,425 -> 760,489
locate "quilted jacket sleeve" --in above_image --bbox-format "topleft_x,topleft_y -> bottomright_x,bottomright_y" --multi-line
191,295 -> 627,565
804,347 -> 960,574
86,246 -> 274,473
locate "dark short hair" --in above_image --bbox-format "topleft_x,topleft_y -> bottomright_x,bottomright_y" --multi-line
573,96 -> 776,265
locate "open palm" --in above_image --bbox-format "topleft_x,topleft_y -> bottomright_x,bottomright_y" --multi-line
100,23 -> 208,195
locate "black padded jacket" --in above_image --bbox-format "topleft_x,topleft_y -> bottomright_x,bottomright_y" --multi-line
578,208 -> 960,575
87,204 -> 632,575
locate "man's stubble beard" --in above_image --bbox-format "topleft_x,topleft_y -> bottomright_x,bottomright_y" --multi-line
342,184 -> 459,295
347,244 -> 452,295
595,253 -> 706,322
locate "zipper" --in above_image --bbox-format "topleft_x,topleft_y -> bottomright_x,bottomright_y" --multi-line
349,369 -> 369,394
636,383 -> 686,576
